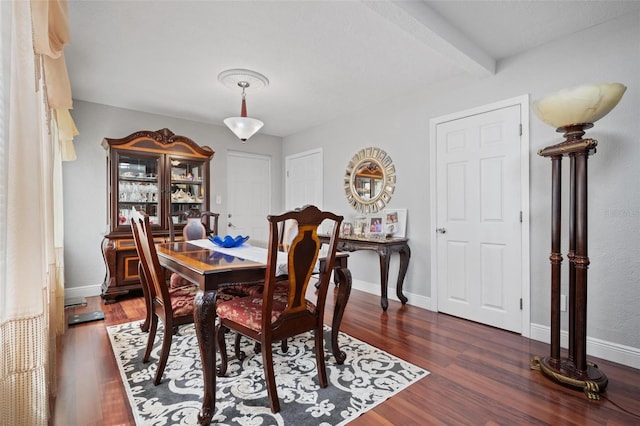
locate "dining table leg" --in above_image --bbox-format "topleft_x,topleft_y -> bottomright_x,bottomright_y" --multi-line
331,267 -> 352,364
193,289 -> 218,426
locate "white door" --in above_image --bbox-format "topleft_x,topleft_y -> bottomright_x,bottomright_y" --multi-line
434,104 -> 524,333
227,151 -> 271,244
285,149 -> 323,211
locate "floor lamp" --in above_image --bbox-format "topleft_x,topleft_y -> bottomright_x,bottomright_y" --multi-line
530,82 -> 626,399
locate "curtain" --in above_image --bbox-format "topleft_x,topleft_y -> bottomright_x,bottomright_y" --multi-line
0,1 -> 76,424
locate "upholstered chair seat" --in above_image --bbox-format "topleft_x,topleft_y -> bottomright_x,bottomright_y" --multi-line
217,286 -> 316,331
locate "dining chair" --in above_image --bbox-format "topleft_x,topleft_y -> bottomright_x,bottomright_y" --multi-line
131,208 -> 244,385
215,205 -> 344,413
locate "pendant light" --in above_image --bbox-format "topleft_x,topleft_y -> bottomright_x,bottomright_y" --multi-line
218,69 -> 269,142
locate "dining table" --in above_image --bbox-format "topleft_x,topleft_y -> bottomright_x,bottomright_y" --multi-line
156,238 -> 351,425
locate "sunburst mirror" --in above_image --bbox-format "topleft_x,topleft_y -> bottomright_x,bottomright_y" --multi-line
344,147 -> 396,214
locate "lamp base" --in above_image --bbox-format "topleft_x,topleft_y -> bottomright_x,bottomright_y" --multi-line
531,355 -> 608,399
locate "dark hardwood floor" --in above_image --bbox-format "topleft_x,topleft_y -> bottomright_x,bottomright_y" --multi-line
53,288 -> 640,425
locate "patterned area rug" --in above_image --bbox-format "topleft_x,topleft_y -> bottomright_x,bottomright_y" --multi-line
107,321 -> 429,425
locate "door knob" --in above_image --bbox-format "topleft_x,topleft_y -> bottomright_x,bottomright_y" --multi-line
228,222 -> 234,227
436,227 -> 447,234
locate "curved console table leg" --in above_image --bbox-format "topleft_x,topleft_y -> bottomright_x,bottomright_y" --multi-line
396,244 -> 410,304
194,289 -> 218,426
377,247 -> 391,311
331,267 -> 352,364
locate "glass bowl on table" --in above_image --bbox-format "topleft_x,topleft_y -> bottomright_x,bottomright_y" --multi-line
209,235 -> 250,248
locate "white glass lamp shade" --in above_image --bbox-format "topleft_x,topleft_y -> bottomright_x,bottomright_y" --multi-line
533,82 -> 626,129
223,117 -> 264,142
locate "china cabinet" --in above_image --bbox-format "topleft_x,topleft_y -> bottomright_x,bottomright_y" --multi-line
101,128 -> 214,303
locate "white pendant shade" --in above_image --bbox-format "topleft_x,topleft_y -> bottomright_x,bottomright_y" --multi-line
218,69 -> 269,142
223,117 -> 264,142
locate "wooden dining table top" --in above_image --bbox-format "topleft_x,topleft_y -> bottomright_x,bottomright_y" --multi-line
156,241 -> 267,274
156,239 -> 348,290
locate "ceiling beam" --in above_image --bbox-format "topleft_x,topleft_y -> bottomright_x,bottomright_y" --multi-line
362,0 -> 495,77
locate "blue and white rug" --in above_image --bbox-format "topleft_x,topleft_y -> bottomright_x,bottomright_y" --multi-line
107,321 -> 429,425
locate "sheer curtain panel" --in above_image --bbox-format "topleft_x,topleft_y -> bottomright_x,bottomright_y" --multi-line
0,1 -> 75,424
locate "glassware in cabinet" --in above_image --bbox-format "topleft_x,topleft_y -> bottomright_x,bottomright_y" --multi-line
116,154 -> 160,227
169,157 -> 205,223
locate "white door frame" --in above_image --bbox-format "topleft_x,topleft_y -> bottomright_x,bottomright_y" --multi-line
429,95 -> 531,337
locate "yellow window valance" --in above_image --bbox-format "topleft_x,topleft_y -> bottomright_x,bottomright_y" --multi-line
31,0 -> 78,160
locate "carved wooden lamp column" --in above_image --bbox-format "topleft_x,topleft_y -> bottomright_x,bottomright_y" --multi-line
531,82 -> 626,399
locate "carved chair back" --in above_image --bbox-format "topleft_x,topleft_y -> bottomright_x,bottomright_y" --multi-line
216,204 -> 343,413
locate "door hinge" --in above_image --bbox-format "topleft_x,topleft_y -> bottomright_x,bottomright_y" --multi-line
520,298 -> 523,310
520,211 -> 523,223
286,170 -> 290,177
519,123 -> 523,136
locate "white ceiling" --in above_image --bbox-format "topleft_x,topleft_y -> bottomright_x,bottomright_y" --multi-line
65,1 -> 639,138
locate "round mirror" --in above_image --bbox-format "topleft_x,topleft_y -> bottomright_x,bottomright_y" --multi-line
344,147 -> 396,214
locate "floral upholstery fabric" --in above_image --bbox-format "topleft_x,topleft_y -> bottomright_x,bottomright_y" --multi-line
171,273 -> 267,300
217,288 -> 241,303
216,281 -> 316,332
167,285 -> 197,316
220,280 -> 264,297
230,283 -> 263,297
230,279 -> 288,297
166,282 -> 245,316
169,272 -> 192,289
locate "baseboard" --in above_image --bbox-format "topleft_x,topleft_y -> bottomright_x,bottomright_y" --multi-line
350,279 -> 433,311
64,284 -> 102,301
530,323 -> 640,370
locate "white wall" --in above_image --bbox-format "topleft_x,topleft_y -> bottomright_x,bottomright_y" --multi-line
62,101 -> 283,296
283,13 -> 640,354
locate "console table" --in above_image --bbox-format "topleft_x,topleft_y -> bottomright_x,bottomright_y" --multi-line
319,235 -> 410,311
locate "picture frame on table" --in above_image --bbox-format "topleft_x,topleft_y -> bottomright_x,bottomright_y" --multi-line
383,208 -> 407,237
368,216 -> 384,236
353,216 -> 368,236
341,222 -> 353,236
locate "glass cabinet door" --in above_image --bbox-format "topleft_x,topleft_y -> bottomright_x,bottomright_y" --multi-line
116,153 -> 160,228
169,157 -> 206,225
